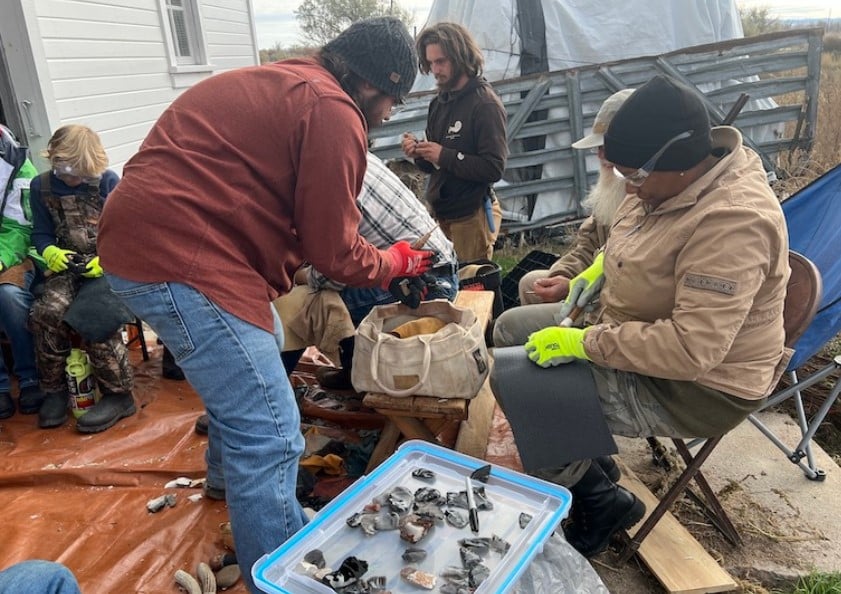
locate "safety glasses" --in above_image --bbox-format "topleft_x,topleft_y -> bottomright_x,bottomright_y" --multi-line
53,163 -> 101,185
612,130 -> 694,187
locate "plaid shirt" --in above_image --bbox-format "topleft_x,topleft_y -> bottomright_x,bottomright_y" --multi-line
309,153 -> 457,290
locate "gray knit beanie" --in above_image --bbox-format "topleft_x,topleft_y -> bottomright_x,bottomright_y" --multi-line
324,17 -> 417,102
605,75 -> 712,171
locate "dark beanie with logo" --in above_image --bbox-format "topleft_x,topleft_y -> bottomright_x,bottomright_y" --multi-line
323,17 -> 418,102
604,75 -> 712,171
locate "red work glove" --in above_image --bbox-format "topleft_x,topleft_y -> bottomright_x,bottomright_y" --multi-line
381,241 -> 435,288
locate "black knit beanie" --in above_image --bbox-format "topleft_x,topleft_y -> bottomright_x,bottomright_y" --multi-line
324,17 -> 417,102
604,75 -> 712,171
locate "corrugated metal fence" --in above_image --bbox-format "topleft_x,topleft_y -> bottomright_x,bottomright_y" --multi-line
370,28 -> 823,233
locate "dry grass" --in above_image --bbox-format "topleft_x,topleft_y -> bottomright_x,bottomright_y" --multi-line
774,51 -> 841,195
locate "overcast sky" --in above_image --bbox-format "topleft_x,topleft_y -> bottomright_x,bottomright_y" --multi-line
252,0 -> 837,50
253,0 -> 435,49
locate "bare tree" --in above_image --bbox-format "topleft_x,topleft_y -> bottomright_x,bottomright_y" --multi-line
295,0 -> 414,46
739,6 -> 784,38
259,43 -> 314,64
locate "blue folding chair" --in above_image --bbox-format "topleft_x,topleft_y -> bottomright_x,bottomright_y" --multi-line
748,163 -> 841,480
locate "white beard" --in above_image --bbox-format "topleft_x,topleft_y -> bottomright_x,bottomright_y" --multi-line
581,167 -> 628,226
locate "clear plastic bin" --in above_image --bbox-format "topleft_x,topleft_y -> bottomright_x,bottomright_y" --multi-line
253,440 -> 572,593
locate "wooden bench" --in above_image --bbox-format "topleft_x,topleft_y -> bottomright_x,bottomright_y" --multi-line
362,290 -> 496,471
617,460 -> 737,594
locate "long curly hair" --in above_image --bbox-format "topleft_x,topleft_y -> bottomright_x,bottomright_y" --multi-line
416,22 -> 484,79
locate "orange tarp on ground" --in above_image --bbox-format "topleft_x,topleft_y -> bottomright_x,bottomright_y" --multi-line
0,342 -> 523,593
0,345 -> 246,593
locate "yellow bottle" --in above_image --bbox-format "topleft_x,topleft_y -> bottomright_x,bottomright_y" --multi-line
66,348 -> 96,418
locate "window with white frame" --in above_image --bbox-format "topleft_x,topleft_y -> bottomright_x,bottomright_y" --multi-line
160,0 -> 210,72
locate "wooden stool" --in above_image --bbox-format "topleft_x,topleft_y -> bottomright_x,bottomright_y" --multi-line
362,290 -> 495,471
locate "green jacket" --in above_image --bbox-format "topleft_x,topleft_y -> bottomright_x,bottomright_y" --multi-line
0,158 -> 39,268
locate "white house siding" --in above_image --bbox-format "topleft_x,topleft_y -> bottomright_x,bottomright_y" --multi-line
31,0 -> 258,173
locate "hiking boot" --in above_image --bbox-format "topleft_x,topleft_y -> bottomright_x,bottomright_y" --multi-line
38,391 -> 69,428
203,481 -> 226,501
195,413 -> 209,435
18,385 -> 46,414
0,392 -> 14,419
315,366 -> 353,391
564,461 -> 645,557
161,345 -> 186,381
595,455 -> 621,482
76,392 -> 136,434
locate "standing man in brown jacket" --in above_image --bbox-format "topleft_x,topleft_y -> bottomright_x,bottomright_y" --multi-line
402,22 -> 508,262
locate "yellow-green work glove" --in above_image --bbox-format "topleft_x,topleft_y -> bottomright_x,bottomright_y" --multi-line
524,327 -> 591,367
559,251 -> 605,319
42,245 -> 77,273
82,256 -> 103,278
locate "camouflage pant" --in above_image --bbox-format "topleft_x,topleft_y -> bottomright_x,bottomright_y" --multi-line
534,365 -> 755,486
29,273 -> 133,394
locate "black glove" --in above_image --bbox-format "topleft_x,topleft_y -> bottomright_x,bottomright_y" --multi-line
388,275 -> 430,308
66,253 -> 91,277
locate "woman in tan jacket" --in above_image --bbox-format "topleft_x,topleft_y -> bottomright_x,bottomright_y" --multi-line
492,74 -> 790,558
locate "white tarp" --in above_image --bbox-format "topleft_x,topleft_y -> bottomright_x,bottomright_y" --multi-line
413,0 -> 745,92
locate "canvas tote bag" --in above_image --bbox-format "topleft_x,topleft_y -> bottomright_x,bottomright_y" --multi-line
351,299 -> 490,398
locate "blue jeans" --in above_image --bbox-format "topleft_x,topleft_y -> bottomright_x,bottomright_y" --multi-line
0,560 -> 81,594
341,268 -> 459,326
105,274 -> 307,593
0,269 -> 38,392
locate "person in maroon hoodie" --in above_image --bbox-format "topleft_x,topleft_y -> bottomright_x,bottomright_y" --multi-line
98,17 -> 432,593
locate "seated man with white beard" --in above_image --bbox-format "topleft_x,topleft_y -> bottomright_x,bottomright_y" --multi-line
494,90 -> 632,348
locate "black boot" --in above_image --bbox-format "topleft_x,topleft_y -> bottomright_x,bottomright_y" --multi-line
281,349 -> 305,376
76,392 -> 136,433
38,392 -> 69,428
315,337 -> 354,391
315,367 -> 353,390
0,392 -> 14,419
19,385 -> 46,414
564,461 -> 645,557
595,455 -> 621,482
161,345 -> 185,381
203,481 -> 226,501
195,413 -> 209,435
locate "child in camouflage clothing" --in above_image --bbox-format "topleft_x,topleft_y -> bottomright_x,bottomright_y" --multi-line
29,125 -> 134,433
